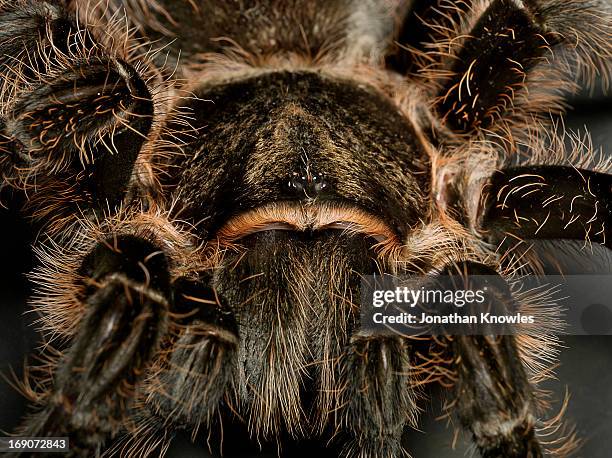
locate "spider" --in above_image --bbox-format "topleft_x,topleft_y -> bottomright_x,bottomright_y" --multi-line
0,0 -> 610,456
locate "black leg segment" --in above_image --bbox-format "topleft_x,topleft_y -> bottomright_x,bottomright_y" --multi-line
480,165 -> 612,249
436,0 -> 557,132
338,335 -> 416,458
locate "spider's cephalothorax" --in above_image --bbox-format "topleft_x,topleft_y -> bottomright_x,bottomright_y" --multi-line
0,0 -> 611,457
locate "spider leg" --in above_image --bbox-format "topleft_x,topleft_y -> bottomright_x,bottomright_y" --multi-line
481,165 -> 612,250
451,334 -> 543,458
16,235 -> 170,457
140,276 -> 238,440
337,335 -> 416,458
433,0 -> 559,133
390,0 -> 610,135
0,0 -> 153,211
438,261 -> 543,457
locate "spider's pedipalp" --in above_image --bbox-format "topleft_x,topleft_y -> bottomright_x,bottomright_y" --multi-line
436,261 -> 546,457
337,336 -> 417,458
451,334 -> 545,457
143,276 -> 238,433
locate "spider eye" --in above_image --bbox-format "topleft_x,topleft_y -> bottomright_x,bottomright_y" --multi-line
285,169 -> 330,197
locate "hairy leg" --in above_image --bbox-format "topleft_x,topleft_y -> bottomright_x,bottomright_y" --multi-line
0,0 -> 153,220
390,0 -> 610,136
451,334 -> 543,458
438,262 -> 543,457
138,276 -> 238,444
15,235 -> 170,457
481,165 -> 612,250
337,334 -> 417,458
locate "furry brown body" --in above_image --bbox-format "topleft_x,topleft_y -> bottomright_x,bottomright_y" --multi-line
0,0 -> 611,457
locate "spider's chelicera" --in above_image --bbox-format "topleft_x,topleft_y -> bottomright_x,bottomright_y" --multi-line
0,0 -> 610,457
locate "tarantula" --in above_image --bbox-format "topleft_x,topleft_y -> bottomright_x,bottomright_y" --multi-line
1,0 -> 611,456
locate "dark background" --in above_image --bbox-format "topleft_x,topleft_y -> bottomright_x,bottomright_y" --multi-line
0,86 -> 610,456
